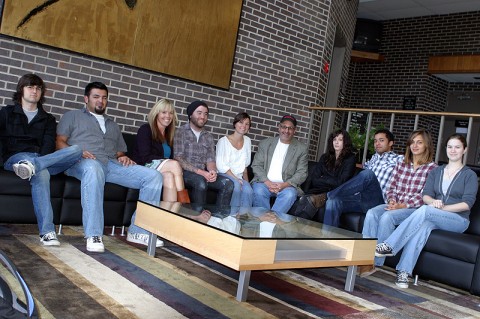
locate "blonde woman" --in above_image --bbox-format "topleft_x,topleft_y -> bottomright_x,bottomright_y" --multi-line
132,99 -> 190,203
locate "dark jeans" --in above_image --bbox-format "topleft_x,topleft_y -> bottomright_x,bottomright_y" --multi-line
323,169 -> 384,227
183,170 -> 234,206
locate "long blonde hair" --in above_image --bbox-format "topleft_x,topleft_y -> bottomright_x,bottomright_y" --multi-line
147,99 -> 178,145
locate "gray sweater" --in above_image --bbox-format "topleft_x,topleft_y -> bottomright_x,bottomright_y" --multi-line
422,165 -> 478,219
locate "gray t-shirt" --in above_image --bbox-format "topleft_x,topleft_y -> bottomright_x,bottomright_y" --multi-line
57,107 -> 127,164
22,108 -> 38,123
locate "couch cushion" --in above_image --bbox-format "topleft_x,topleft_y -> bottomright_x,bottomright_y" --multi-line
466,191 -> 480,236
422,229 -> 480,264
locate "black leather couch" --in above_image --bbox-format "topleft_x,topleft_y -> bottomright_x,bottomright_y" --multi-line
0,133 -> 140,233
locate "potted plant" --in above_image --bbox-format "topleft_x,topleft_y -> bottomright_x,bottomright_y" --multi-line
348,124 -> 385,163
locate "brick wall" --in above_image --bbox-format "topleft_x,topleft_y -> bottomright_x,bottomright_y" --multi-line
346,11 -> 480,151
0,0 -> 358,160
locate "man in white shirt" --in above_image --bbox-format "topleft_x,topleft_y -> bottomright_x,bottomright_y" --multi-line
251,115 -> 308,215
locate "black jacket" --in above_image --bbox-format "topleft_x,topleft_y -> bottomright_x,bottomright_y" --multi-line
307,152 -> 356,194
132,123 -> 173,165
0,104 -> 57,165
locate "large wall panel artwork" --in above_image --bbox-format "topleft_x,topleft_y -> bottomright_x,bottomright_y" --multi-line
0,0 -> 243,89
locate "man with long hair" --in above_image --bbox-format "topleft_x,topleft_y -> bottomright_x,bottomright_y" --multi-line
0,73 -> 82,246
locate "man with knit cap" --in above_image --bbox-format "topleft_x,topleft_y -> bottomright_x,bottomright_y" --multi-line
251,115 -> 308,215
174,100 -> 233,206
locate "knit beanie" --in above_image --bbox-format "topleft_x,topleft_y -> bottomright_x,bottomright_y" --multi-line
186,100 -> 209,120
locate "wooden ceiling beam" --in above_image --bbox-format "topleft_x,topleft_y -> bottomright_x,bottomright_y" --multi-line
351,50 -> 384,63
428,55 -> 480,74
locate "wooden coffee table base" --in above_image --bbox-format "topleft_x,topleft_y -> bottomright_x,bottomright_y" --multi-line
135,202 -> 375,302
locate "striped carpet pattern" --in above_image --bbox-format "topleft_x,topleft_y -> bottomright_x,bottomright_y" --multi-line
0,224 -> 479,319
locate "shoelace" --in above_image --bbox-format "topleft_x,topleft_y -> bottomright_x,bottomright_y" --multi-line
43,232 -> 55,240
397,272 -> 408,282
91,236 -> 102,243
377,242 -> 390,252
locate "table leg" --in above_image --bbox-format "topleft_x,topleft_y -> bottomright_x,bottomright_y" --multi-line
146,231 -> 156,256
345,265 -> 357,292
236,270 -> 251,302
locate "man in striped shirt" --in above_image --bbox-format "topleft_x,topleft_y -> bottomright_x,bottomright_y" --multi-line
323,129 -> 403,227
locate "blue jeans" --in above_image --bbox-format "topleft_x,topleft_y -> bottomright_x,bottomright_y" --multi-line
4,145 -> 82,235
219,173 -> 253,207
65,159 -> 163,236
183,170 -> 233,206
384,205 -> 469,275
252,182 -> 298,215
362,204 -> 416,266
324,169 -> 384,227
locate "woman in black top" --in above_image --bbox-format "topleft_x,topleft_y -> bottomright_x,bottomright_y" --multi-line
295,129 -> 356,219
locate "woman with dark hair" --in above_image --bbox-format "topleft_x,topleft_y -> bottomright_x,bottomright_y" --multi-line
133,98 -> 190,203
216,112 -> 253,207
374,133 -> 477,288
360,129 -> 437,278
294,129 -> 356,219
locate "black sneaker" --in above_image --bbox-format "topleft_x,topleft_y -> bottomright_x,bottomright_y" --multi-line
375,242 -> 394,257
395,271 -> 409,288
40,231 -> 60,246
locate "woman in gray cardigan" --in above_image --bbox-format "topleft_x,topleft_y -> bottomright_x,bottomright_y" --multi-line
374,133 -> 478,289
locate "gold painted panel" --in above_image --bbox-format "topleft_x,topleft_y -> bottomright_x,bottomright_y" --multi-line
0,0 -> 243,88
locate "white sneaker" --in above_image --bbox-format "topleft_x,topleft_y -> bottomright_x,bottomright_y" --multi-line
40,231 -> 60,246
13,160 -> 35,180
127,232 -> 164,247
86,236 -> 105,253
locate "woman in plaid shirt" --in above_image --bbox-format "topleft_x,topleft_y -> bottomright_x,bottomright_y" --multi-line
360,129 -> 437,277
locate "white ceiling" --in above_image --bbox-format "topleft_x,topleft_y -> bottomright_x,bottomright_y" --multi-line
357,0 -> 480,82
358,0 -> 480,21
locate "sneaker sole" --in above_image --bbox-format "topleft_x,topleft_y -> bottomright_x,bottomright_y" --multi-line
14,166 -> 32,179
41,240 -> 60,246
395,282 -> 409,289
127,237 -> 164,247
375,252 -> 394,257
87,246 -> 105,253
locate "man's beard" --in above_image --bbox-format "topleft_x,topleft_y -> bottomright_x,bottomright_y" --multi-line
94,106 -> 106,115
190,117 -> 205,129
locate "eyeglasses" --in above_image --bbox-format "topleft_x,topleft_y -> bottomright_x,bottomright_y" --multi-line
25,85 -> 43,92
280,124 -> 295,131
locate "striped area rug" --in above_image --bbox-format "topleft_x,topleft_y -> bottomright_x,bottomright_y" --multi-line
0,224 -> 479,319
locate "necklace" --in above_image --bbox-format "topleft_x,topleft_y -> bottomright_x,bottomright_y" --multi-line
445,165 -> 463,179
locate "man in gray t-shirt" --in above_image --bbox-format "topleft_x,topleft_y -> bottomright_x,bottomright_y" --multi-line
56,82 -> 164,253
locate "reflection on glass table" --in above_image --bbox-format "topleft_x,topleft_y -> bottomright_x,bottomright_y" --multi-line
156,201 -> 366,240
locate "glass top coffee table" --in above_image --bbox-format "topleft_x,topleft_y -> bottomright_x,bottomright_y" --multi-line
135,201 -> 376,302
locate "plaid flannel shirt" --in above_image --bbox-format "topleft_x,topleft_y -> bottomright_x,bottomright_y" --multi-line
386,161 -> 438,208
173,123 -> 216,172
364,151 -> 403,200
